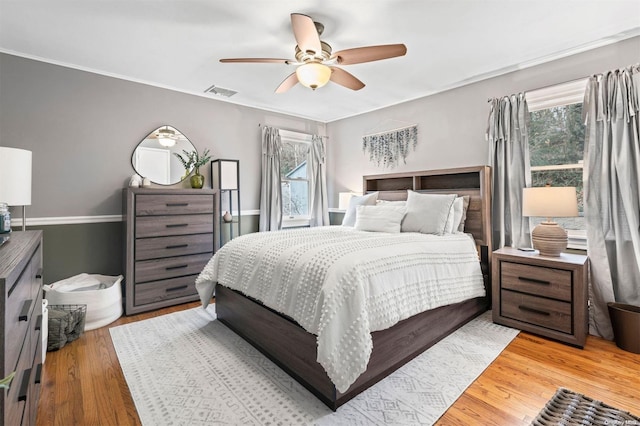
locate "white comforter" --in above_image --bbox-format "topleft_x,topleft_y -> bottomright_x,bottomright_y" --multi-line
195,226 -> 485,392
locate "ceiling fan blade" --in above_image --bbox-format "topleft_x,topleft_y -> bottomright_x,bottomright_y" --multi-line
220,58 -> 292,64
329,67 -> 365,91
332,44 -> 407,65
275,72 -> 299,93
291,13 -> 322,55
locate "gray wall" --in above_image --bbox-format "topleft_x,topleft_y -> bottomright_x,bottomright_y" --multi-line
326,36 -> 640,201
0,53 -> 325,218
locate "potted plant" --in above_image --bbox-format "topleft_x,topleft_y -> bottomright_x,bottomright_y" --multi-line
174,148 -> 212,189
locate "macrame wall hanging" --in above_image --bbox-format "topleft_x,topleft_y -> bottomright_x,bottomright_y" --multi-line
362,121 -> 418,169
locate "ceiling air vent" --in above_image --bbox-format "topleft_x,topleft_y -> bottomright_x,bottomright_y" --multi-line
204,84 -> 237,98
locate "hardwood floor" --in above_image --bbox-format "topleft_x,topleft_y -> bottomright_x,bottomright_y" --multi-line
36,303 -> 640,425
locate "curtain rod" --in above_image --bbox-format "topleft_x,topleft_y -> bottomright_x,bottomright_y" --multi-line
258,123 -> 328,138
363,123 -> 417,138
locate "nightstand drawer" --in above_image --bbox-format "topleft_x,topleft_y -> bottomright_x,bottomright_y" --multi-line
501,262 -> 572,301
501,290 -> 572,334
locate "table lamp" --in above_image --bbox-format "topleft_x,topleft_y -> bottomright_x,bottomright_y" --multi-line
0,147 -> 32,231
522,186 -> 578,257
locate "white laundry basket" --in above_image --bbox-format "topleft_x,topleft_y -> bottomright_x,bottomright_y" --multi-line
43,274 -> 123,331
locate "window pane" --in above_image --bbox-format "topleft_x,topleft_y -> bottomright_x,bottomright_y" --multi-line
282,180 -> 309,217
529,103 -> 584,167
529,103 -> 585,232
282,182 -> 292,217
280,142 -> 309,179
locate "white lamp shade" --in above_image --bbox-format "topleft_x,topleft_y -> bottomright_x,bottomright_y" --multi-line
522,186 -> 578,218
338,192 -> 362,210
0,147 -> 32,206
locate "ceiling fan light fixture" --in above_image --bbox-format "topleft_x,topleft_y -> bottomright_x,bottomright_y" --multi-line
296,63 -> 331,90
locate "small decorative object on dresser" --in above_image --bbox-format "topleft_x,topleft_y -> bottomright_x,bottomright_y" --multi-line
122,188 -> 219,315
492,247 -> 588,347
0,231 -> 43,426
174,149 -> 212,189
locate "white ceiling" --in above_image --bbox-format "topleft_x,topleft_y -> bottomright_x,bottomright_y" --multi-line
1,1 -> 639,123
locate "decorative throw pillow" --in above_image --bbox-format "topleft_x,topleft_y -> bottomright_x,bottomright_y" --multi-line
354,205 -> 406,233
342,192 -> 379,227
401,191 -> 457,235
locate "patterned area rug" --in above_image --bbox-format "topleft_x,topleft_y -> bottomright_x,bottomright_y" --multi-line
532,388 -> 640,425
110,306 -> 518,425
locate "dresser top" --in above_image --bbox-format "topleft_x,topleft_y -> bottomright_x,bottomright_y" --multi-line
0,230 -> 42,283
124,187 -> 217,195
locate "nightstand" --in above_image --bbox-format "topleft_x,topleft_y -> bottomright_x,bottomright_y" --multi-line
492,247 -> 589,347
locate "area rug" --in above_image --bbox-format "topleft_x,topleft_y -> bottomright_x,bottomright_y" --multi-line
532,388 -> 640,425
110,306 -> 518,425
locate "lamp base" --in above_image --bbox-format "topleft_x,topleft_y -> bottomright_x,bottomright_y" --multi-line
531,221 -> 567,257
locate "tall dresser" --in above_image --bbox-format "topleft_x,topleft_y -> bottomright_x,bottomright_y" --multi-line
123,188 -> 219,315
0,231 -> 43,426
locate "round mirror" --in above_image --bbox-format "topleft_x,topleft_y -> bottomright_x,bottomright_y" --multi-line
131,125 -> 195,185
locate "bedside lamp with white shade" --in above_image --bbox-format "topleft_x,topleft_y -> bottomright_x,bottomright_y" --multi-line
0,147 -> 32,232
522,186 -> 578,257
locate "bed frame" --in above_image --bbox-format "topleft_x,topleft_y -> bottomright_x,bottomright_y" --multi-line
216,165 -> 492,410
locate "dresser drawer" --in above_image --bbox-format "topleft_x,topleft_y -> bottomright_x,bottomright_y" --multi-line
136,214 -> 213,238
5,257 -> 39,374
134,275 -> 198,306
135,252 -> 212,283
501,289 -> 572,334
136,194 -> 214,216
501,261 -> 572,301
136,233 -> 214,261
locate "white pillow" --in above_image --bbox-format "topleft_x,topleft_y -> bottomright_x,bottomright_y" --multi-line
401,191 -> 457,235
354,205 -> 406,233
342,192 -> 378,227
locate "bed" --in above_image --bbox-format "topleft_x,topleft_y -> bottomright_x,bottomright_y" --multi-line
197,165 -> 492,410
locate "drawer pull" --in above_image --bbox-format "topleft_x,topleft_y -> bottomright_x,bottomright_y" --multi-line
166,285 -> 189,292
35,364 -> 43,385
36,268 -> 43,279
35,314 -> 42,331
166,244 -> 189,249
518,276 -> 550,285
166,264 -> 188,271
166,203 -> 189,207
19,299 -> 32,322
166,223 -> 188,228
518,305 -> 551,316
18,368 -> 31,402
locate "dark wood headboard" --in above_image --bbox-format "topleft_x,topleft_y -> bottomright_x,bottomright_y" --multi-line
363,165 -> 492,258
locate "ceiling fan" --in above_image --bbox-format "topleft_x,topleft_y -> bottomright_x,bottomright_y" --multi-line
220,13 -> 407,93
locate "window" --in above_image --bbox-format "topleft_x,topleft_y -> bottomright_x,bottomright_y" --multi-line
526,79 -> 588,249
279,130 -> 311,226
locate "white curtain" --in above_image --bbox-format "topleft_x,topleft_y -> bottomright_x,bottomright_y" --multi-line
259,126 -> 283,232
583,64 -> 640,339
487,94 -> 532,249
308,135 -> 330,227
